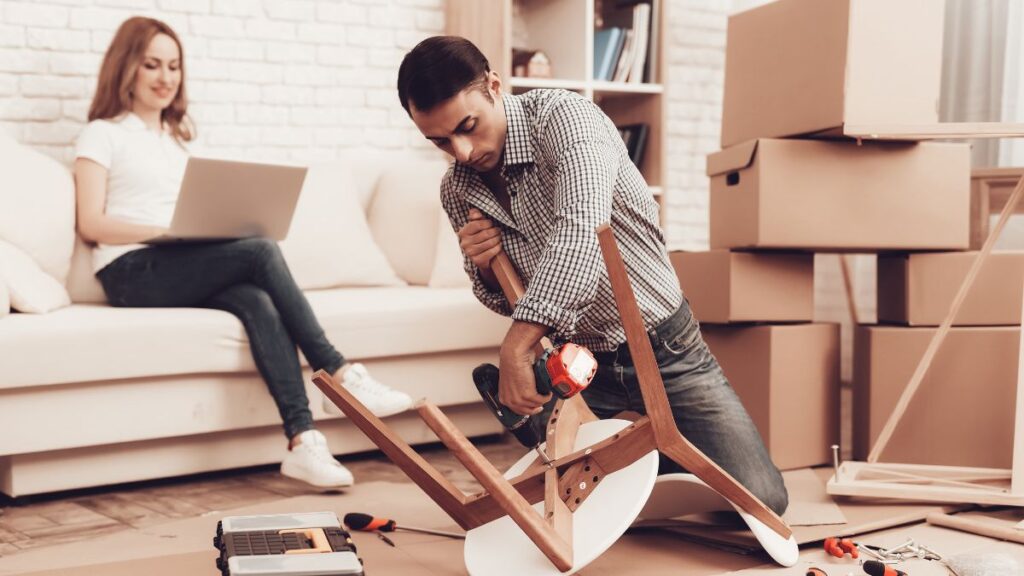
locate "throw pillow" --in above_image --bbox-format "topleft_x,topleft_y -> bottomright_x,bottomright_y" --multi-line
0,133 -> 76,285
0,239 -> 71,313
65,235 -> 108,303
367,159 -> 449,286
428,207 -> 472,288
279,162 -> 405,289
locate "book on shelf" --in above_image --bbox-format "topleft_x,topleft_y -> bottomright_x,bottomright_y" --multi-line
604,1 -> 654,84
644,0 -> 659,83
611,29 -> 634,82
627,3 -> 650,83
617,123 -> 649,168
593,27 -> 625,81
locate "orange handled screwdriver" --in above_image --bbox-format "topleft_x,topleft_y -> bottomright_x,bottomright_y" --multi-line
343,512 -> 465,540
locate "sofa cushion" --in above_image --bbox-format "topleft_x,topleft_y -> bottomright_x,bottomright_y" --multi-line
429,207 -> 472,289
66,235 -> 107,304
0,275 -> 8,319
367,158 -> 449,285
0,239 -> 71,313
0,287 -> 508,389
280,162 -> 405,290
0,134 -> 75,285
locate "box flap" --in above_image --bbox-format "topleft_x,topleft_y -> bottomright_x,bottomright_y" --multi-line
844,122 -> 1024,141
706,140 -> 759,177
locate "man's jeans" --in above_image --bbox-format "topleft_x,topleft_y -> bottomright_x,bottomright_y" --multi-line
97,237 -> 345,440
580,302 -> 789,515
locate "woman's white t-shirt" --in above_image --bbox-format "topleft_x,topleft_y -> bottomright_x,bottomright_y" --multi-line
75,112 -> 189,273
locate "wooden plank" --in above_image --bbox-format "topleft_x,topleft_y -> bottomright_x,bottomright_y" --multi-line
868,175 -> 1024,462
828,462 -> 1024,506
311,371 -> 478,530
595,224 -> 792,540
543,399 -> 573,539
838,254 -> 859,325
845,122 -> 1024,140
417,402 -> 573,572
927,512 -> 1024,543
1013,278 -> 1024,496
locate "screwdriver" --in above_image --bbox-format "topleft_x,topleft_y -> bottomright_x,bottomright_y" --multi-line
343,512 -> 465,540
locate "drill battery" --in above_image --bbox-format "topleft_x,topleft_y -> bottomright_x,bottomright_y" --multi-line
213,511 -> 364,576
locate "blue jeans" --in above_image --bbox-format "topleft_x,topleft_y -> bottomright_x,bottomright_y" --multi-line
97,237 -> 345,440
580,303 -> 789,515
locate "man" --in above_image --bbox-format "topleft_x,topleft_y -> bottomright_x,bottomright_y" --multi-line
397,36 -> 788,514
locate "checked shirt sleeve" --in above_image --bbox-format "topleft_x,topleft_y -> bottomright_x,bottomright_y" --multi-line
439,175 -> 513,317
512,98 -> 619,341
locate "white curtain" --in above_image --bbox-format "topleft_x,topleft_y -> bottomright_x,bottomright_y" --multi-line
940,0 -> 1009,167
999,1 -> 1024,166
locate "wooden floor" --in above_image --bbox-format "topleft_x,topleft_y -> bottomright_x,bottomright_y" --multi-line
0,387 -> 854,559
0,436 -> 525,558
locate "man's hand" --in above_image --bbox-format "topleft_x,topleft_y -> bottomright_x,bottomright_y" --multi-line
458,208 -> 502,271
499,321 -> 552,416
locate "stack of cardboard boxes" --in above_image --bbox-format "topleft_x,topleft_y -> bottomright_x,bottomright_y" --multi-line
669,0 -> 1022,471
858,253 -> 1023,467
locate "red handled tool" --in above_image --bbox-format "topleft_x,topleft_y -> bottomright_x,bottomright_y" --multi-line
863,561 -> 908,576
824,537 -> 859,559
343,512 -> 465,540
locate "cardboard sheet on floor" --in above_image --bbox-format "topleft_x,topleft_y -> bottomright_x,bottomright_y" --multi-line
3,481 -> 766,576
723,509 -> 1024,576
3,474 -> 990,576
777,469 -> 846,527
643,468 -> 964,550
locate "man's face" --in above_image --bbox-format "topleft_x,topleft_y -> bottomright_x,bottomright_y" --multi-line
410,72 -> 507,173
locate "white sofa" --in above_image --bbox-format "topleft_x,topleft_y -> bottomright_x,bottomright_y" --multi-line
0,135 -> 509,497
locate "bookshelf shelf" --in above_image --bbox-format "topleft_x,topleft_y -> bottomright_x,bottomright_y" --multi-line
509,77 -> 589,91
446,0 -> 667,223
592,81 -> 664,95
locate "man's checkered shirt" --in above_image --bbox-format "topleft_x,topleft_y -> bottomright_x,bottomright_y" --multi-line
440,89 -> 683,352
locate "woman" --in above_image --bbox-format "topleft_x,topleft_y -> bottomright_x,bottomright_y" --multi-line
74,16 -> 412,488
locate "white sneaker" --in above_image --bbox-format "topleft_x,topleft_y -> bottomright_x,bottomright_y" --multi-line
280,429 -> 354,488
323,363 -> 414,418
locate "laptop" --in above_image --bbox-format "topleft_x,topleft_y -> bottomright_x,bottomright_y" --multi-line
145,157 -> 307,244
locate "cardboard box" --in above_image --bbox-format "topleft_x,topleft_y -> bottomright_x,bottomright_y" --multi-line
670,250 -> 814,323
702,323 -> 840,470
721,0 -> 945,147
707,139 -> 970,251
877,251 -> 1024,326
853,325 -> 1019,467
970,167 -> 1024,249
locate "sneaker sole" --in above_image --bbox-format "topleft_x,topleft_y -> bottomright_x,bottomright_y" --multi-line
323,398 -> 414,419
280,466 -> 355,489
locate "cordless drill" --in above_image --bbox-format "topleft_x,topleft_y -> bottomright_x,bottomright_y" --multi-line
474,253 -> 598,463
473,342 -> 597,464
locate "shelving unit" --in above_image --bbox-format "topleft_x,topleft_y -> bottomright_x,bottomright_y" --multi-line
446,0 -> 667,212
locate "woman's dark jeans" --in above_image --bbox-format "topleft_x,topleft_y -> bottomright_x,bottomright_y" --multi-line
580,302 -> 789,515
97,237 -> 345,440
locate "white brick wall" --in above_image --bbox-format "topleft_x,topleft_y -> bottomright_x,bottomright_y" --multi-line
0,0 -> 870,378
0,0 -> 732,249
0,0 -> 445,166
663,0 -> 732,251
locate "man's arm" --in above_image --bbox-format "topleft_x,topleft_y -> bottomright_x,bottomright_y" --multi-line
440,179 -> 512,316
509,97 -> 620,341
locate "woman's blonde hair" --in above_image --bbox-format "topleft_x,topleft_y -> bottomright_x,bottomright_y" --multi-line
88,16 -> 194,142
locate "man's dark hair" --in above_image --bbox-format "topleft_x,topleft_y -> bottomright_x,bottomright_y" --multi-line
397,36 -> 491,116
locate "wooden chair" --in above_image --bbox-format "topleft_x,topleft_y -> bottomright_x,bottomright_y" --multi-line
313,225 -> 797,573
